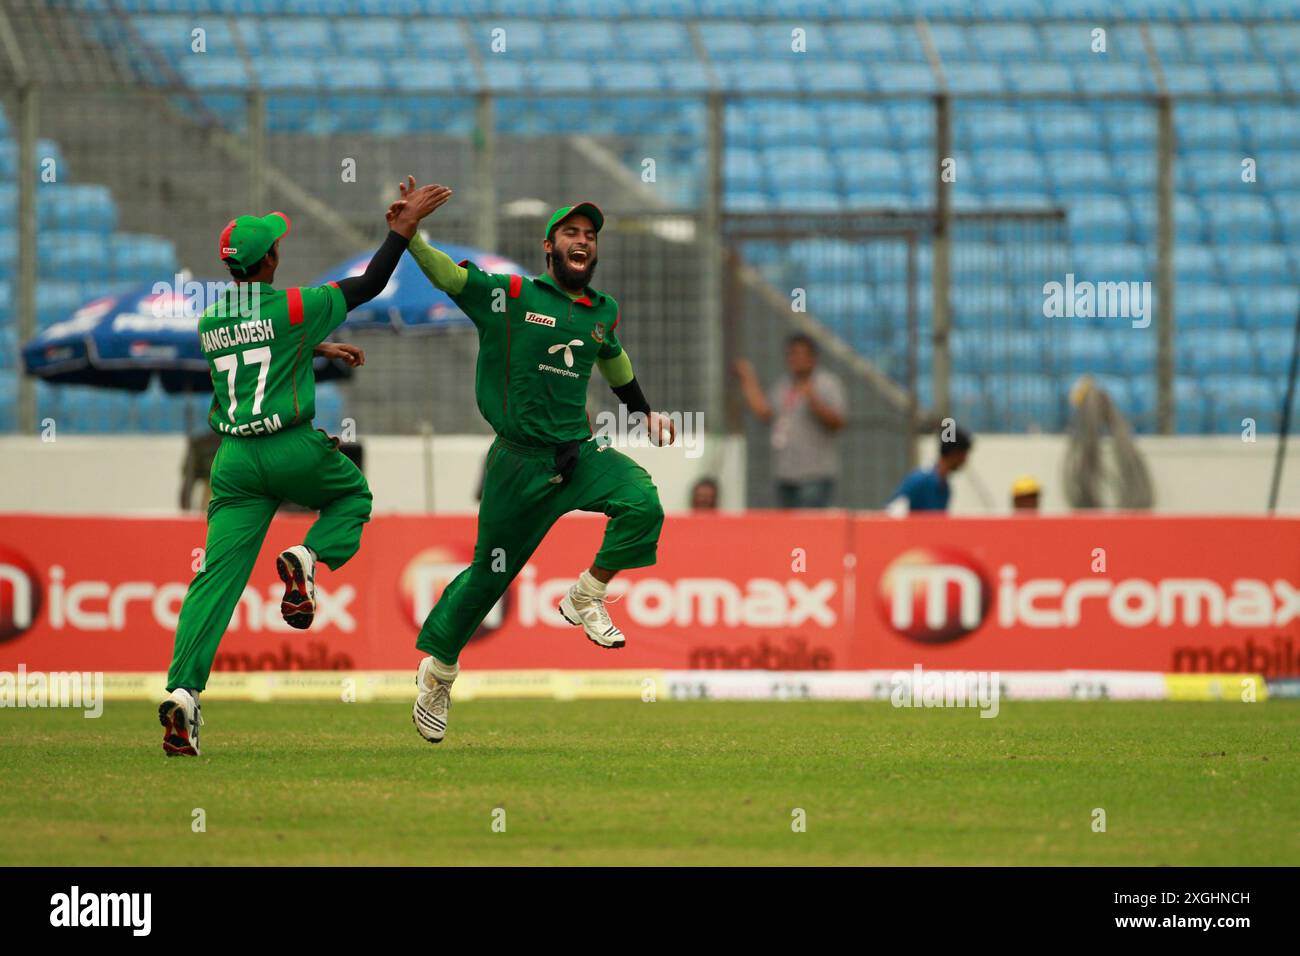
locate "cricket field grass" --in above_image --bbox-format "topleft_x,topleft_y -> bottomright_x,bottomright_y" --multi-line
3,700 -> 1297,866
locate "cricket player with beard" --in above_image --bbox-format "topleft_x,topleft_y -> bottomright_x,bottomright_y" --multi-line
158,182 -> 451,756
387,177 -> 674,744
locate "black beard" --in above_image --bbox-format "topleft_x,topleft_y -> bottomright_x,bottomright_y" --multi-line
551,251 -> 597,291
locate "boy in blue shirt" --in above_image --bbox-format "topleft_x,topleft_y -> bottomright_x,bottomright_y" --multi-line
887,427 -> 974,514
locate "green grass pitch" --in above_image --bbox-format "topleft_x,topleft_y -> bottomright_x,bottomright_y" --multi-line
3,700 -> 1297,866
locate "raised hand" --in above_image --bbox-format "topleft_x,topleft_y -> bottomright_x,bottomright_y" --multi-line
388,175 -> 453,238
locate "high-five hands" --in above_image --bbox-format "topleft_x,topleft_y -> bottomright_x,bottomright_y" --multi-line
387,175 -> 453,239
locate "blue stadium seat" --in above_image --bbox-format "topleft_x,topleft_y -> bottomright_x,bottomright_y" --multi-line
1202,194 -> 1277,242
1181,150 -> 1257,194
1274,191 -> 1300,243
1204,376 -> 1282,434
614,21 -> 689,57
946,64 -> 1007,94
1252,22 -> 1300,60
719,60 -> 799,92
926,23 -> 971,60
111,234 -> 177,284
977,148 -> 1047,194
1219,244 -> 1294,285
390,59 -> 474,91
1213,63 -> 1283,95
831,23 -> 919,59
724,148 -> 764,191
178,55 -> 247,88
836,147 -> 905,189
1114,330 -> 1157,376
248,58 -> 318,89
1162,63 -> 1217,94
661,61 -> 713,91
1175,103 -> 1246,149
697,21 -> 760,57
803,63 -> 869,93
1069,195 -> 1131,242
39,234 -> 110,282
263,18 -> 333,54
1050,150 -> 1114,195
1077,242 -> 1149,278
1180,284 -> 1237,328
1243,105 -> 1300,147
870,62 -> 937,93
1031,105 -> 1102,148
1239,285 -> 1300,329
1256,151 -> 1300,190
967,23 -> 1040,60
1253,329 -> 1299,376
319,59 -> 386,90
1128,193 -> 1204,243
823,105 -> 893,147
764,146 -> 836,190
407,19 -> 472,55
337,19 -> 403,56
1184,23 -> 1255,61
957,107 -> 1031,146
37,282 -> 85,328
1074,62 -> 1152,95
39,184 -> 116,235
1067,328 -> 1120,375
1004,62 -> 1076,94
1174,243 -> 1221,285
1180,329 -> 1257,375
887,103 -> 934,148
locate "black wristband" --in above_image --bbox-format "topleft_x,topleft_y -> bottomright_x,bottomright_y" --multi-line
336,230 -> 410,311
611,376 -> 652,417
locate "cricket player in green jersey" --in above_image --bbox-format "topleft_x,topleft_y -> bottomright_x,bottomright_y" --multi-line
388,178 -> 674,744
159,182 -> 451,756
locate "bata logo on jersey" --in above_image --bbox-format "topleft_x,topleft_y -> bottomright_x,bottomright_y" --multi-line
878,548 -> 1300,643
0,562 -> 355,635
524,311 -> 557,327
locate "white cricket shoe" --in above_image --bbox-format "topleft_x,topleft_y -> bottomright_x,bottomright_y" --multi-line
159,688 -> 202,757
276,545 -> 317,630
412,656 -> 454,744
559,585 -> 625,649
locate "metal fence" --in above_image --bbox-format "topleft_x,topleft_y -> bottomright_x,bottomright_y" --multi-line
2,2 -> 1298,506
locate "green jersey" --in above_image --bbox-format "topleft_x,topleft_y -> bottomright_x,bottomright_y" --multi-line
452,262 -> 623,447
198,281 -> 346,437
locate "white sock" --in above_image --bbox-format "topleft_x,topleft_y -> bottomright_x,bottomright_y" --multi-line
576,569 -> 607,599
430,657 -> 459,684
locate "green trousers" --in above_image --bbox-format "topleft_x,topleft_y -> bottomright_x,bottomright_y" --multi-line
417,436 -> 664,665
167,424 -> 372,692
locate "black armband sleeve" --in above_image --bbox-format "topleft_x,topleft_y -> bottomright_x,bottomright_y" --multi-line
611,376 -> 652,417
335,230 -> 409,311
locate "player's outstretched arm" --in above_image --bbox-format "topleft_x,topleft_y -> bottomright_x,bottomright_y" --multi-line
387,176 -> 468,296
335,178 -> 452,311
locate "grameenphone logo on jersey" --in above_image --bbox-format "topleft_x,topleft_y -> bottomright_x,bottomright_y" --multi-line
0,547 -> 44,643
877,548 -> 993,644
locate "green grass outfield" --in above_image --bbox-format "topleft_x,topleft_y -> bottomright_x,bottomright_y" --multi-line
3,700 -> 1297,866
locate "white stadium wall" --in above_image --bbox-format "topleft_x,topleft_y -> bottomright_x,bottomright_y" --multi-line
0,432 -> 1296,516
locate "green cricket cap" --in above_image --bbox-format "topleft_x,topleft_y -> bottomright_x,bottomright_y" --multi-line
218,211 -> 291,269
544,201 -> 604,241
